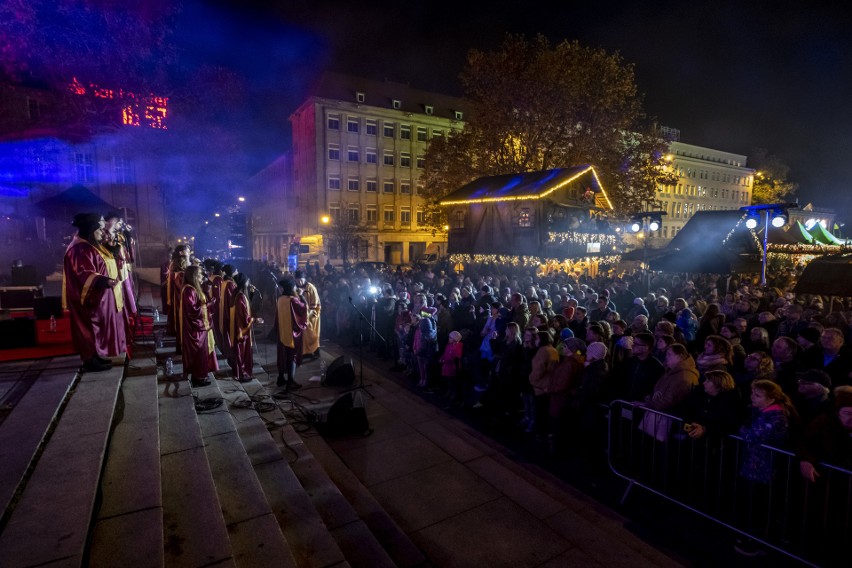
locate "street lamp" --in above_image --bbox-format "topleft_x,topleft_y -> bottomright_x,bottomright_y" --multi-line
628,210 -> 666,293
740,202 -> 796,286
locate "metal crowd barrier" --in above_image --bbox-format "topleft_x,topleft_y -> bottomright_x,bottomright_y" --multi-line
606,400 -> 851,567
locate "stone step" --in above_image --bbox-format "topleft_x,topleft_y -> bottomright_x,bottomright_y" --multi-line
0,358 -> 126,567
89,351 -> 164,568
0,356 -> 80,518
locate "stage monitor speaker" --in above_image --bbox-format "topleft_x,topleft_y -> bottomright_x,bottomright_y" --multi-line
11,265 -> 38,286
314,391 -> 369,438
0,317 -> 37,349
324,355 -> 355,387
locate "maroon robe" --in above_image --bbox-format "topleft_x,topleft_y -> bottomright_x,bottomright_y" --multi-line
219,279 -> 236,360
180,284 -> 218,380
63,240 -> 127,361
159,260 -> 170,315
167,269 -> 184,336
209,275 -> 227,356
230,290 -> 254,379
274,295 -> 308,372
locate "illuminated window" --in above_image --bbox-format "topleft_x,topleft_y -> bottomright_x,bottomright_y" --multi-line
416,127 -> 427,141
384,207 -> 395,223
401,207 -> 411,225
75,153 -> 95,183
347,119 -> 359,133
416,156 -> 425,169
366,179 -> 377,192
348,178 -> 360,191
366,149 -> 377,164
383,180 -> 395,194
327,114 -> 340,130
356,92 -> 365,103
366,206 -> 377,223
113,156 -> 134,184
400,152 -> 411,167
452,210 -> 465,229
383,122 -> 395,138
400,180 -> 411,194
348,147 -> 359,162
392,99 -> 401,109
454,110 -> 463,120
519,208 -> 531,227
366,120 -> 377,136
348,205 -> 359,222
328,144 -> 339,160
425,105 -> 433,115
400,125 -> 411,139
383,153 -> 395,166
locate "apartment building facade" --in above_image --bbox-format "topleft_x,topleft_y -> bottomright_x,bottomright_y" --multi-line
656,136 -> 755,240
289,72 -> 466,264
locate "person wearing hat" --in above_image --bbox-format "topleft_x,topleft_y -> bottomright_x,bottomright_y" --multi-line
294,270 -> 321,360
414,306 -> 438,388
794,369 -> 833,426
797,386 -> 852,483
273,278 -> 308,390
63,213 -> 126,372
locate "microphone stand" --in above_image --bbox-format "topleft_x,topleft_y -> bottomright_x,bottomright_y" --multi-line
347,296 -> 382,399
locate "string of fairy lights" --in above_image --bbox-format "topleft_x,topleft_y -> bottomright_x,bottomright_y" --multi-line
546,231 -> 617,245
449,253 -> 622,267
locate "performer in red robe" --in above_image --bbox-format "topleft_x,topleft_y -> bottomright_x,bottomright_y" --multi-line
166,244 -> 191,339
208,263 -> 227,357
274,278 -> 307,390
180,264 -> 217,388
230,273 -> 258,382
63,213 -> 127,372
104,211 -> 138,337
218,264 -> 237,363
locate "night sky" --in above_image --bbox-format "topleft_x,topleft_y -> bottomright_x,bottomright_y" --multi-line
185,0 -> 852,225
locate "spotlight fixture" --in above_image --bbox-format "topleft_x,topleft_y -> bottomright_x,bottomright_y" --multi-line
629,221 -> 642,233
771,211 -> 787,228
648,218 -> 661,232
745,215 -> 759,229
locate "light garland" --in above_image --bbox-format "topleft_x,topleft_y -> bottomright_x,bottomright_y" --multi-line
547,231 -> 617,245
449,253 -> 622,267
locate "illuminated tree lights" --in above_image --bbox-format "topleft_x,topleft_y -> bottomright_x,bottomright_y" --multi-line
547,231 -> 617,245
69,77 -> 168,129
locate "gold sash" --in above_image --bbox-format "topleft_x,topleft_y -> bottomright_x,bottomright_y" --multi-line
276,296 -> 294,348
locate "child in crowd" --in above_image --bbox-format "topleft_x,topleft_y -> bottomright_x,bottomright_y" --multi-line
439,331 -> 464,401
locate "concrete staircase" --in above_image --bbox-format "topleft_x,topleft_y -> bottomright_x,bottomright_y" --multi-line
0,307 -> 425,568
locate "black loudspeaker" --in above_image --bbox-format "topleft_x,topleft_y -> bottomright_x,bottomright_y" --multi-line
315,392 -> 369,438
0,317 -> 37,349
324,355 -> 355,387
33,296 -> 63,320
11,265 -> 38,286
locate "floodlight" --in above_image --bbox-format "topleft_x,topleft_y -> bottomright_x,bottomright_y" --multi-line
771,211 -> 787,228
629,221 -> 642,233
745,215 -> 759,229
648,218 -> 661,232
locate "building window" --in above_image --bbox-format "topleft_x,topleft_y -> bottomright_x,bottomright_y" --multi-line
328,177 -> 341,190
400,125 -> 411,139
519,208 -> 531,227
400,180 -> 411,194
366,179 -> 377,192
392,99 -> 401,109
433,129 -> 443,138
113,156 -> 134,184
400,207 -> 411,225
416,155 -> 425,169
400,152 -> 411,168
383,122 -> 395,138
366,119 -> 377,135
366,206 -> 377,223
348,178 -> 360,191
27,97 -> 40,120
347,119 -> 359,133
416,127 -> 427,142
383,153 -> 395,166
366,149 -> 377,164
348,206 -> 359,222
348,147 -> 360,162
425,105 -> 433,115
383,207 -> 395,223
328,144 -> 340,160
416,209 -> 427,225
329,205 -> 341,222
383,180 -> 395,194
356,92 -> 365,103
454,110 -> 463,120
327,113 -> 340,130
416,181 -> 424,195
75,153 -> 95,183
452,210 -> 465,229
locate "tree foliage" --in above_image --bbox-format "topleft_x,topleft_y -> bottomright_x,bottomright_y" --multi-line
320,202 -> 371,265
422,35 -> 671,225
749,147 -> 798,205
